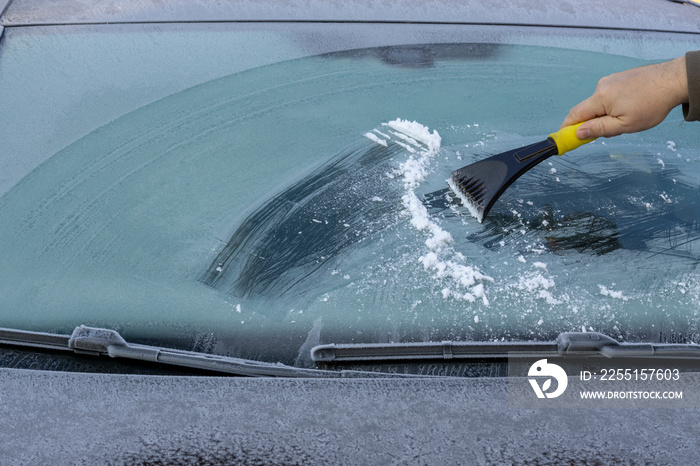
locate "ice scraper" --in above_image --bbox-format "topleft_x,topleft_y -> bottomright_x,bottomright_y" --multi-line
447,123 -> 595,223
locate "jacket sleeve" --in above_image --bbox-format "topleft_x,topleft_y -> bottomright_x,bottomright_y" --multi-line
683,50 -> 700,121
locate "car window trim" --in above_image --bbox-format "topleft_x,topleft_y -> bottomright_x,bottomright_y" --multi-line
1,20 -> 699,38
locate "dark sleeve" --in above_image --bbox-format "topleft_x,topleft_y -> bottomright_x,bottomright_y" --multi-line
683,50 -> 700,121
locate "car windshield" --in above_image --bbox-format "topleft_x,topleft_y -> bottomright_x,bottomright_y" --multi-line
2,18 -> 700,368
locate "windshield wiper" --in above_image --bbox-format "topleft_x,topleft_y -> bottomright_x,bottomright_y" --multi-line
4,326 -> 699,376
311,332 -> 700,362
0,325 -> 404,378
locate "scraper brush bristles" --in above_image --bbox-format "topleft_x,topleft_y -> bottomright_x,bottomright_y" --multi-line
454,175 -> 486,205
446,174 -> 487,222
448,138 -> 559,223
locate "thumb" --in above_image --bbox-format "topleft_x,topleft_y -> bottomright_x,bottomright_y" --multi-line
576,116 -> 621,139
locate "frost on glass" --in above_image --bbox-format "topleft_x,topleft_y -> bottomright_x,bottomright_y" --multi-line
200,140 -> 406,299
1,43 -> 699,361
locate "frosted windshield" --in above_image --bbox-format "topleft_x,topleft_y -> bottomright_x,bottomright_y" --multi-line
1,42 -> 699,362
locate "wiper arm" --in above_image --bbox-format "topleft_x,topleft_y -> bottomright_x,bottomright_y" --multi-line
557,332 -> 700,358
0,325 -> 406,378
311,331 -> 700,362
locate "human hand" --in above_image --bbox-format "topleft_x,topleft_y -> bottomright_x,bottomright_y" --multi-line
561,56 -> 688,139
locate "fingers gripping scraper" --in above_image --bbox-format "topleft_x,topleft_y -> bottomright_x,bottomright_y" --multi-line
447,123 -> 595,223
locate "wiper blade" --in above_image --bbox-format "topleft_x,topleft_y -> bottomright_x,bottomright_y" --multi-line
0,325 -> 406,378
66,326 -> 333,378
312,340 -> 556,362
0,326 -> 72,351
311,332 -> 700,362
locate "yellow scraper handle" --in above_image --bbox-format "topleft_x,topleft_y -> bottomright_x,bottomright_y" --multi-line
548,123 -> 596,156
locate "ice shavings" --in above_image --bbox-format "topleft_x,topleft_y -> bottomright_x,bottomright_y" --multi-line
516,272 -> 562,305
391,131 -> 421,147
598,284 -> 629,301
385,118 -> 442,154
373,129 -> 391,139
365,118 -> 493,305
364,132 -> 387,147
395,141 -> 416,153
420,252 -> 491,304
